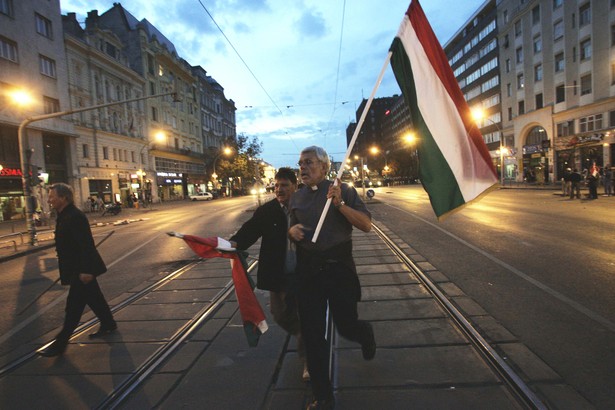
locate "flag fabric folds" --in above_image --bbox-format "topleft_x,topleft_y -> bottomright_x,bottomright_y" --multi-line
389,0 -> 498,220
180,234 -> 268,347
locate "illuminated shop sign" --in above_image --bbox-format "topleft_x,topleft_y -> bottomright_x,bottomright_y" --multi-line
157,172 -> 183,177
0,168 -> 23,177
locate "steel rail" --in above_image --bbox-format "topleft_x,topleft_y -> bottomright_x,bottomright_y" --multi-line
0,260 -> 201,378
98,259 -> 258,409
371,222 -> 547,410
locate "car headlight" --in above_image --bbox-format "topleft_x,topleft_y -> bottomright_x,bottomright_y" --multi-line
250,189 -> 257,195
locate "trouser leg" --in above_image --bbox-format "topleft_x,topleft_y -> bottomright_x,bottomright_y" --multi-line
298,274 -> 332,400
85,278 -> 115,326
57,279 -> 88,341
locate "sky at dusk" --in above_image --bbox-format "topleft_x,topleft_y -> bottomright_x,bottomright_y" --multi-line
59,0 -> 487,168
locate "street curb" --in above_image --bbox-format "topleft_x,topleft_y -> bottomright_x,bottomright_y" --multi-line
0,242 -> 55,263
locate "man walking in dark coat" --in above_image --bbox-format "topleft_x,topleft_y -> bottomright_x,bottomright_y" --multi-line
39,183 -> 116,357
229,168 -> 308,380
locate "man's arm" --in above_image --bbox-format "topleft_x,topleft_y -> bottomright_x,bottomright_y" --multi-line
229,206 -> 265,249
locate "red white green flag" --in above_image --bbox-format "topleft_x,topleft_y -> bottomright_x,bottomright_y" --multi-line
389,0 -> 498,220
168,233 -> 268,347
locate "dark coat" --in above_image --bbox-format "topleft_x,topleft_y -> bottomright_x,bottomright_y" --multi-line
55,203 -> 107,285
230,198 -> 289,292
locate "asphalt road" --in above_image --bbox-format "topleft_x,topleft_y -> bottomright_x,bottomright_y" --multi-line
367,185 -> 614,409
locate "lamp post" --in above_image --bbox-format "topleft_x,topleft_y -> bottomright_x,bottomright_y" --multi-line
472,109 -> 506,186
137,131 -> 165,205
18,91 -> 178,245
211,146 -> 232,192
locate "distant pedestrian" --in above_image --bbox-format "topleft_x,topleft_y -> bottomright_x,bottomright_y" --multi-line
602,165 -> 612,196
570,169 -> 582,199
587,163 -> 599,199
39,183 -> 116,357
562,168 -> 572,197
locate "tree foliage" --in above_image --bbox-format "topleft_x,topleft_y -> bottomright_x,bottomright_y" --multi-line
216,133 -> 264,187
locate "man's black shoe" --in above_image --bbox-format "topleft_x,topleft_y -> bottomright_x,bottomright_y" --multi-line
306,397 -> 335,410
38,340 -> 67,357
89,322 -> 118,339
361,322 -> 376,360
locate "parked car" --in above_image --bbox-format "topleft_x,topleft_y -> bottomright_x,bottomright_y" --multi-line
189,192 -> 213,201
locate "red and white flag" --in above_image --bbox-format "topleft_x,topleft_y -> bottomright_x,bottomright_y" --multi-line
169,233 -> 268,347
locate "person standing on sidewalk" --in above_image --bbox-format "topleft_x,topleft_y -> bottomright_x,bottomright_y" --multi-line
39,183 -> 116,357
228,167 -> 309,381
289,146 -> 376,410
602,165 -> 612,196
570,169 -> 582,199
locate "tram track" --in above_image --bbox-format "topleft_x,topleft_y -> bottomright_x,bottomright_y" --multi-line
371,222 -> 547,410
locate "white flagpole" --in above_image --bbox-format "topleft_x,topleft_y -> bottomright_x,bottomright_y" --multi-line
311,51 -> 393,243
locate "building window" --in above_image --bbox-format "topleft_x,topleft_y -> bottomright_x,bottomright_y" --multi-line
553,0 -> 562,8
151,106 -> 158,121
534,64 -> 543,82
149,81 -> 155,95
536,93 -> 543,109
131,151 -> 135,162
507,107 -> 513,121
553,20 -> 564,41
580,39 -> 592,60
42,96 -> 59,114
505,58 -> 510,73
514,20 -> 522,37
82,144 -> 89,158
516,47 -> 523,64
612,63 -> 615,85
0,0 -> 13,16
35,13 -> 53,39
532,5 -> 540,25
517,73 -> 524,89
518,101 -> 525,115
579,114 -> 602,133
612,25 -> 615,47
555,53 -> 565,72
39,55 -> 56,78
0,35 -> 18,62
556,121 -> 574,137
556,84 -> 565,103
610,110 -> 615,127
503,10 -> 508,24
572,46 -> 576,63
507,83 -> 511,97
579,3 -> 591,27
113,148 -> 117,161
102,147 -> 109,160
533,35 -> 542,53
580,74 -> 592,95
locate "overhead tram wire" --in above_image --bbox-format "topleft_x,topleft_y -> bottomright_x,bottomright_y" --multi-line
322,0 -> 347,149
196,0 -> 300,151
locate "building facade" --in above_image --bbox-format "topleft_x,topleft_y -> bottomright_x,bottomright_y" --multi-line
498,0 -> 615,182
0,0 -> 74,221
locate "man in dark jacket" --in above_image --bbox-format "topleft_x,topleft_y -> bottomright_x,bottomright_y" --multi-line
229,168 -> 308,380
39,183 -> 116,357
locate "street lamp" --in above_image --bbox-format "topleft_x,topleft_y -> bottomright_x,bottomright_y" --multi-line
137,131 -> 165,204
472,108 -> 506,186
212,146 -> 232,181
17,91 -> 178,245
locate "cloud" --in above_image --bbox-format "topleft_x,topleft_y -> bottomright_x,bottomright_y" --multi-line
295,9 -> 327,38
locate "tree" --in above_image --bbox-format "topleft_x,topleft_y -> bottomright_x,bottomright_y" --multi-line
216,133 -> 263,192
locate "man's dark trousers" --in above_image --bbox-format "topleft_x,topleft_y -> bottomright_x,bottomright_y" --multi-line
56,276 -> 114,341
297,261 -> 372,400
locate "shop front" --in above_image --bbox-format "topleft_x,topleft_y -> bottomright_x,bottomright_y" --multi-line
0,164 -> 25,222
554,133 -> 605,179
522,144 -> 549,183
157,171 -> 184,201
187,175 -> 208,196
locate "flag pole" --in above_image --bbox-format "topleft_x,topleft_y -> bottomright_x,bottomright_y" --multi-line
312,51 -> 393,243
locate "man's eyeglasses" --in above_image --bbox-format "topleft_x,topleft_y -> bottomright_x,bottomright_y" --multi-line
298,159 -> 319,167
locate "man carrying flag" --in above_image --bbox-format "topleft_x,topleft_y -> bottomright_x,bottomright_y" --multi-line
389,0 -> 498,219
289,146 -> 376,410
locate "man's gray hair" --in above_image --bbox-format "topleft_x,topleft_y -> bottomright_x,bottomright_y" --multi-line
301,146 -> 331,172
50,183 -> 74,204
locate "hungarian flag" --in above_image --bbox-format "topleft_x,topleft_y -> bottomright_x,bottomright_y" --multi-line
389,0 -> 498,220
168,233 -> 268,347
